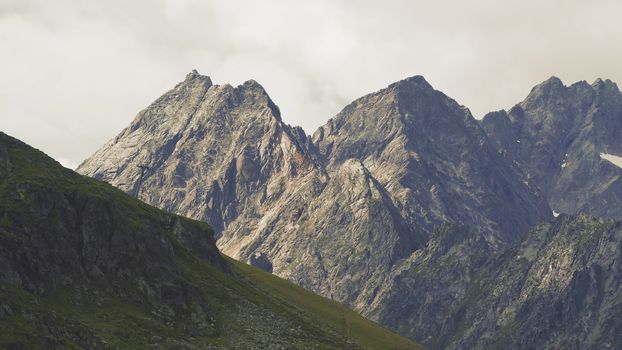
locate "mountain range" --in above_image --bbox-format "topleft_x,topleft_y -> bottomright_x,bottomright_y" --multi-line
76,71 -> 551,310
56,71 -> 622,348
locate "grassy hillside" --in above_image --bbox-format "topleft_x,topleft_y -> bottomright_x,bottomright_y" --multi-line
0,131 -> 421,350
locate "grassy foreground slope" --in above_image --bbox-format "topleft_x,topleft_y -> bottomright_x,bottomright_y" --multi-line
0,132 -> 421,350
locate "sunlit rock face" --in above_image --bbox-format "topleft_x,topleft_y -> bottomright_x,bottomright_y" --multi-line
77,71 -> 622,349
78,71 -> 550,316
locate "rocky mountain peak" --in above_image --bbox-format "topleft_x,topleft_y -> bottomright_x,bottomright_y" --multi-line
241,78 -> 265,91
79,71 -> 551,335
71,70 -> 622,350
521,76 -> 566,108
313,74 -> 476,166
592,77 -> 619,90
78,71 -> 321,241
311,77 -> 550,242
388,75 -> 433,91
481,76 -> 622,220
314,75 -> 440,138
237,79 -> 282,122
542,75 -> 564,86
521,76 -> 621,114
184,68 -> 211,83
591,78 -> 622,101
536,75 -> 565,91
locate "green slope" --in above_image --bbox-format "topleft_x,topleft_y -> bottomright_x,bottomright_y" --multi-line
0,131 -> 421,350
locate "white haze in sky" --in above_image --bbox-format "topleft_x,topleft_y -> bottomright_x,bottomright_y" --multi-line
1,0 -> 622,168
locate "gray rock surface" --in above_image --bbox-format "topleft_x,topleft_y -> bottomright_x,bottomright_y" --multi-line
76,71 -> 622,348
78,70 -> 321,239
77,71 -> 551,315
481,76 -> 622,219
375,214 -> 622,350
313,76 -> 551,242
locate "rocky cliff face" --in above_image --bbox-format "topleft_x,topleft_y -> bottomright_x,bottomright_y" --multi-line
78,70 -> 321,237
75,71 -> 622,349
0,131 -> 421,350
481,77 -> 622,219
77,71 -> 551,312
374,214 -> 622,350
313,76 -> 551,242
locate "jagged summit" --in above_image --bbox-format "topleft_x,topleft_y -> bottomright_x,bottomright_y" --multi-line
315,74 -> 471,143
522,76 -> 566,105
180,69 -> 213,89
238,79 -> 282,121
78,70 -> 319,234
481,75 -> 622,220
524,75 -> 620,101
541,75 -> 564,86
180,70 -> 274,108
74,71 -> 622,349
313,75 -> 550,242
185,68 -> 202,79
78,70 -> 550,318
388,75 -> 433,90
241,78 -> 265,90
591,77 -> 621,96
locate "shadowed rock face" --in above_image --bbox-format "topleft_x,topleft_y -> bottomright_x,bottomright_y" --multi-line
481,77 -> 622,219
374,214 -> 622,350
77,70 -> 551,315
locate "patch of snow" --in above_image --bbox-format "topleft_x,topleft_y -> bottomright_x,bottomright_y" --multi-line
600,153 -> 622,168
553,211 -> 560,217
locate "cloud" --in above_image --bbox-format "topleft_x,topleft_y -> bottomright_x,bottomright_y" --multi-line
1,0 -> 621,166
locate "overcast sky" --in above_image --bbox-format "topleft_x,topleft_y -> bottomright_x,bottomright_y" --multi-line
1,0 -> 622,169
